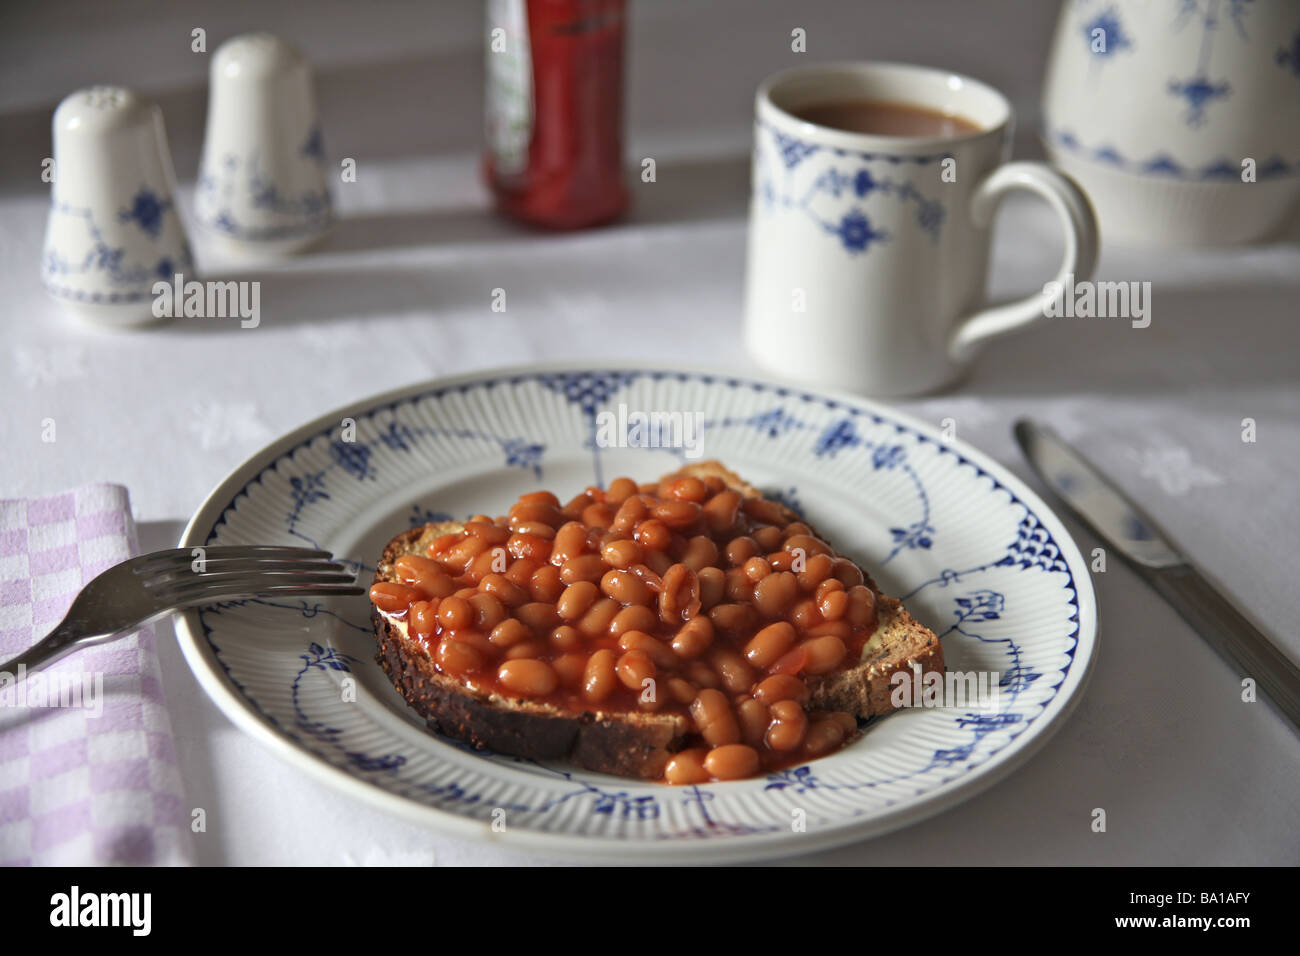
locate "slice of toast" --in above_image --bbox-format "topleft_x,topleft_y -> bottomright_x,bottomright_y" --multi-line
371,462 -> 943,780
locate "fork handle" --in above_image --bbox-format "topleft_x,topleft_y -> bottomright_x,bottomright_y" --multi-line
0,621 -> 113,679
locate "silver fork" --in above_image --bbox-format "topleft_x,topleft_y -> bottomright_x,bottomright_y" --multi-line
2,546 -> 363,679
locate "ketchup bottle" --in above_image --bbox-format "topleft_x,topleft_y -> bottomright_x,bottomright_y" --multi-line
484,0 -> 628,229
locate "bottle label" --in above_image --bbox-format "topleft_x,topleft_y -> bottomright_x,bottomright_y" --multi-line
485,0 -> 533,176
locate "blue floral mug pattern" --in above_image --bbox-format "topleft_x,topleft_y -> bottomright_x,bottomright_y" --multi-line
743,62 -> 1098,397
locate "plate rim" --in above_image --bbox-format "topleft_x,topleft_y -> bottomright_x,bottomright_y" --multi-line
173,359 -> 1099,863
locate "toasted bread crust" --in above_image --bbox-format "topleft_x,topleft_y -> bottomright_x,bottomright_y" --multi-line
371,463 -> 943,779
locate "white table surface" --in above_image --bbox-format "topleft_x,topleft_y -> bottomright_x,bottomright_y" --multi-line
1,0 -> 1297,865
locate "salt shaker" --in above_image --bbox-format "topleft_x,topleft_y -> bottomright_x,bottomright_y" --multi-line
41,86 -> 193,327
195,33 -> 333,256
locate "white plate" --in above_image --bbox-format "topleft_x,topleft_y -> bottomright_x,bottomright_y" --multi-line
175,364 -> 1097,863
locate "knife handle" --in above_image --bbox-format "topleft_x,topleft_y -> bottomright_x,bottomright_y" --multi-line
1150,565 -> 1300,734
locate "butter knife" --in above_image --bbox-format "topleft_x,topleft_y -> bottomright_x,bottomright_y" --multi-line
1014,419 -> 1300,734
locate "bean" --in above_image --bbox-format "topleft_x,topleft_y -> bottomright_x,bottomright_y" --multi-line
765,700 -> 808,751
615,650 -> 656,691
664,748 -> 711,785
464,549 -> 499,583
529,564 -> 565,603
488,618 -> 532,647
709,602 -> 757,635
435,638 -> 484,675
686,661 -> 721,689
752,525 -> 784,552
806,620 -> 852,639
549,624 -> 583,652
680,535 -> 720,572
742,556 -> 772,582
666,678 -> 698,705
512,520 -> 556,540
752,571 -> 798,618
670,616 -> 715,659
708,647 -> 756,695
768,645 -> 808,676
601,538 -> 643,570
479,573 -> 528,607
576,597 -> 621,639
517,490 -> 560,508
601,569 -> 652,606
653,499 -> 702,530
735,696 -> 769,747
617,631 -> 678,670
504,640 -> 544,660
468,592 -> 506,631
392,555 -> 457,598
610,496 -> 647,535
690,689 -> 740,746
754,674 -> 809,705
515,602 -> 562,634
796,554 -> 835,591
784,533 -> 831,557
408,600 -> 439,640
436,595 -> 474,630
508,500 -> 564,529
663,476 -> 708,503
724,536 -> 759,567
658,564 -> 701,625
507,533 -> 551,563
802,718 -> 847,757
725,567 -> 752,602
741,497 -> 790,526
790,598 -> 823,630
744,622 -> 797,669
463,521 -> 511,545
704,744 -> 760,781
608,604 -> 659,638
505,557 -> 542,588
818,588 -> 849,622
832,558 -> 865,589
551,521 -> 589,565
557,580 -> 600,620
605,477 -> 639,506
702,490 -> 742,535
634,518 -> 673,552
582,649 -> 618,702
846,585 -> 877,629
369,581 -> 425,615
549,653 -> 587,689
497,659 -> 558,696
802,634 -> 847,675
697,566 -> 725,609
559,554 -> 607,585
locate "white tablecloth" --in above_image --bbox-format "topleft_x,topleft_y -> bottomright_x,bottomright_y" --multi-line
2,0 -> 1297,865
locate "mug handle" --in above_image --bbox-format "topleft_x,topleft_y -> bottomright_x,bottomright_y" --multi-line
948,161 -> 1099,362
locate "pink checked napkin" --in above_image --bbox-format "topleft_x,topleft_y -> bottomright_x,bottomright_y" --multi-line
0,484 -> 191,865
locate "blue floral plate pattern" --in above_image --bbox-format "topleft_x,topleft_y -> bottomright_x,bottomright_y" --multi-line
174,364 -> 1098,862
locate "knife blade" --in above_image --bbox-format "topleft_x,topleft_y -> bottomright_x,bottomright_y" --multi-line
1014,418 -> 1300,734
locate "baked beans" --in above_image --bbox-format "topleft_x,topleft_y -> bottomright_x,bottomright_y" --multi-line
370,468 -> 883,783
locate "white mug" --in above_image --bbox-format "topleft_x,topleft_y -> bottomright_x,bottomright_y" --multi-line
743,62 -> 1099,397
